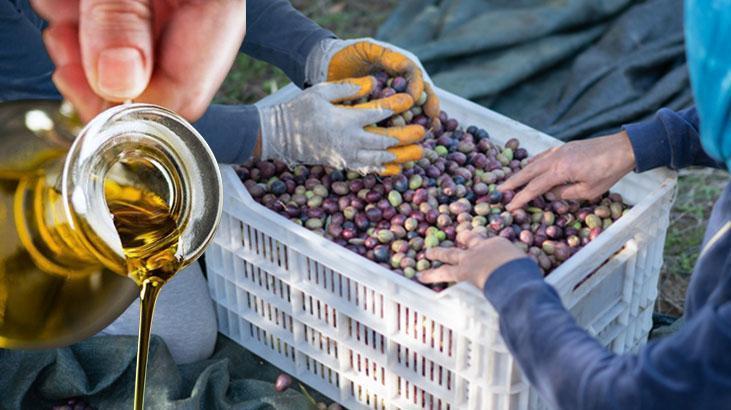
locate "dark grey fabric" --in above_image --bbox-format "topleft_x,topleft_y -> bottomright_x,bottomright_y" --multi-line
0,335 -> 315,410
378,0 -> 692,141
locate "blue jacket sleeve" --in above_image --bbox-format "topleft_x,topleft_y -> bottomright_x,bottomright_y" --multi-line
192,104 -> 260,164
242,0 -> 335,87
0,0 -> 60,101
623,107 -> 725,171
484,258 -> 731,410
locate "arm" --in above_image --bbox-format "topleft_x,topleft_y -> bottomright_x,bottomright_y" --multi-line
624,107 -> 725,171
484,258 -> 731,410
192,104 -> 261,164
499,106 -> 724,211
241,0 -> 335,87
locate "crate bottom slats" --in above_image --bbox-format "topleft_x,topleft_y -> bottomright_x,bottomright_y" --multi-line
206,84 -> 676,410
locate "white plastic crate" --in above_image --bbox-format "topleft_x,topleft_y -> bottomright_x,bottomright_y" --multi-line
205,84 -> 676,410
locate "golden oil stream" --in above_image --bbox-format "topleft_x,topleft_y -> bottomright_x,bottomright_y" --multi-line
104,174 -> 183,410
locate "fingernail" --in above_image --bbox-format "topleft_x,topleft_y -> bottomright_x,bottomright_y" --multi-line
96,47 -> 147,100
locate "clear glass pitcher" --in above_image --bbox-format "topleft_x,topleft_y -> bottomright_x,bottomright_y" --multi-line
0,100 -> 222,348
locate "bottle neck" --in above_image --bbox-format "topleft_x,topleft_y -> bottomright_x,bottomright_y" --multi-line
62,104 -> 222,280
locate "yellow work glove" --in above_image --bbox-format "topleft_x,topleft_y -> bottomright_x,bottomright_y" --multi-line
304,38 -> 439,175
258,76 -> 423,175
306,38 -> 440,118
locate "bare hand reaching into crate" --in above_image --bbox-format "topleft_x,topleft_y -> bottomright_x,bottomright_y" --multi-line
499,132 -> 637,211
417,230 -> 525,289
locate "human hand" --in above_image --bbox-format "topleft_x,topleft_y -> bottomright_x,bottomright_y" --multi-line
499,132 -> 636,211
258,76 -> 425,175
32,0 -> 246,122
306,38 -> 440,119
418,231 -> 526,290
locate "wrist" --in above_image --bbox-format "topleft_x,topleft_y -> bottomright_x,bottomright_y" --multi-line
304,38 -> 340,86
613,131 -> 637,174
256,104 -> 283,161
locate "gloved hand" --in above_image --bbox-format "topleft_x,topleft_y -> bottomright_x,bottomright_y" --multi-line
258,77 -> 425,175
305,38 -> 440,119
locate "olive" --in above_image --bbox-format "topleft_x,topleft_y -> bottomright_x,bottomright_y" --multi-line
373,245 -> 391,263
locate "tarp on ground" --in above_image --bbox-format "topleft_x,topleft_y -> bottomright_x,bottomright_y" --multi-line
377,0 -> 692,141
0,335 -> 315,410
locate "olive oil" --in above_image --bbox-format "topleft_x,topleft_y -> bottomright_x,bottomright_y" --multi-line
104,174 -> 183,410
1,101 -> 223,410
0,160 -> 136,348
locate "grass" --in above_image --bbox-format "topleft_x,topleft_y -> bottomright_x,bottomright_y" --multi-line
215,0 -> 397,105
656,168 -> 729,316
214,0 -> 729,319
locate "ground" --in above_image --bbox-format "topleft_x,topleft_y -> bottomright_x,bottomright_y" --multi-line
215,0 -> 730,318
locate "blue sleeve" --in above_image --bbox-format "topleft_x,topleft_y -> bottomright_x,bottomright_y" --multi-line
623,107 -> 725,171
242,0 -> 335,87
192,104 -> 260,164
0,0 -> 60,101
484,258 -> 731,410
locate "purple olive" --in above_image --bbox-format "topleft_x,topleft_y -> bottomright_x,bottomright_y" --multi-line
328,223 -> 343,238
499,227 -> 516,240
554,243 -> 571,262
355,212 -> 370,229
398,202 -> 413,216
400,256 -> 416,269
553,200 -> 569,215
351,198 -> 365,210
546,225 -> 563,239
373,245 -> 391,263
366,190 -> 382,203
364,236 -> 379,249
425,209 -> 439,224
390,224 -> 407,239
488,191 -> 503,204
323,198 -> 338,214
447,152 -> 467,165
436,213 -> 452,228
594,206 -> 611,219
519,230 -> 534,245
349,180 -> 364,193
413,115 -> 429,127
413,188 -> 429,205
512,209 -> 529,225
391,76 -> 407,93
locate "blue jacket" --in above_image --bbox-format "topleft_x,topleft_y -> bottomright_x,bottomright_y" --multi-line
489,109 -> 731,409
0,0 -> 333,164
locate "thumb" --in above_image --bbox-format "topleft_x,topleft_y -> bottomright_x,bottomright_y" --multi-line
80,0 -> 153,101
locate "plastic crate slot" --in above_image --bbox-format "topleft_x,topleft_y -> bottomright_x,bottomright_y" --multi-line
396,345 -> 454,392
349,319 -> 387,355
245,320 -> 296,363
240,261 -> 290,303
348,381 -> 386,410
397,376 -> 452,410
243,290 -> 294,334
301,295 -> 338,329
397,304 -> 455,358
304,355 -> 340,388
303,325 -> 339,364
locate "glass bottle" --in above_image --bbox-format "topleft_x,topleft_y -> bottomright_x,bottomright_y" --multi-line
0,100 -> 222,348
